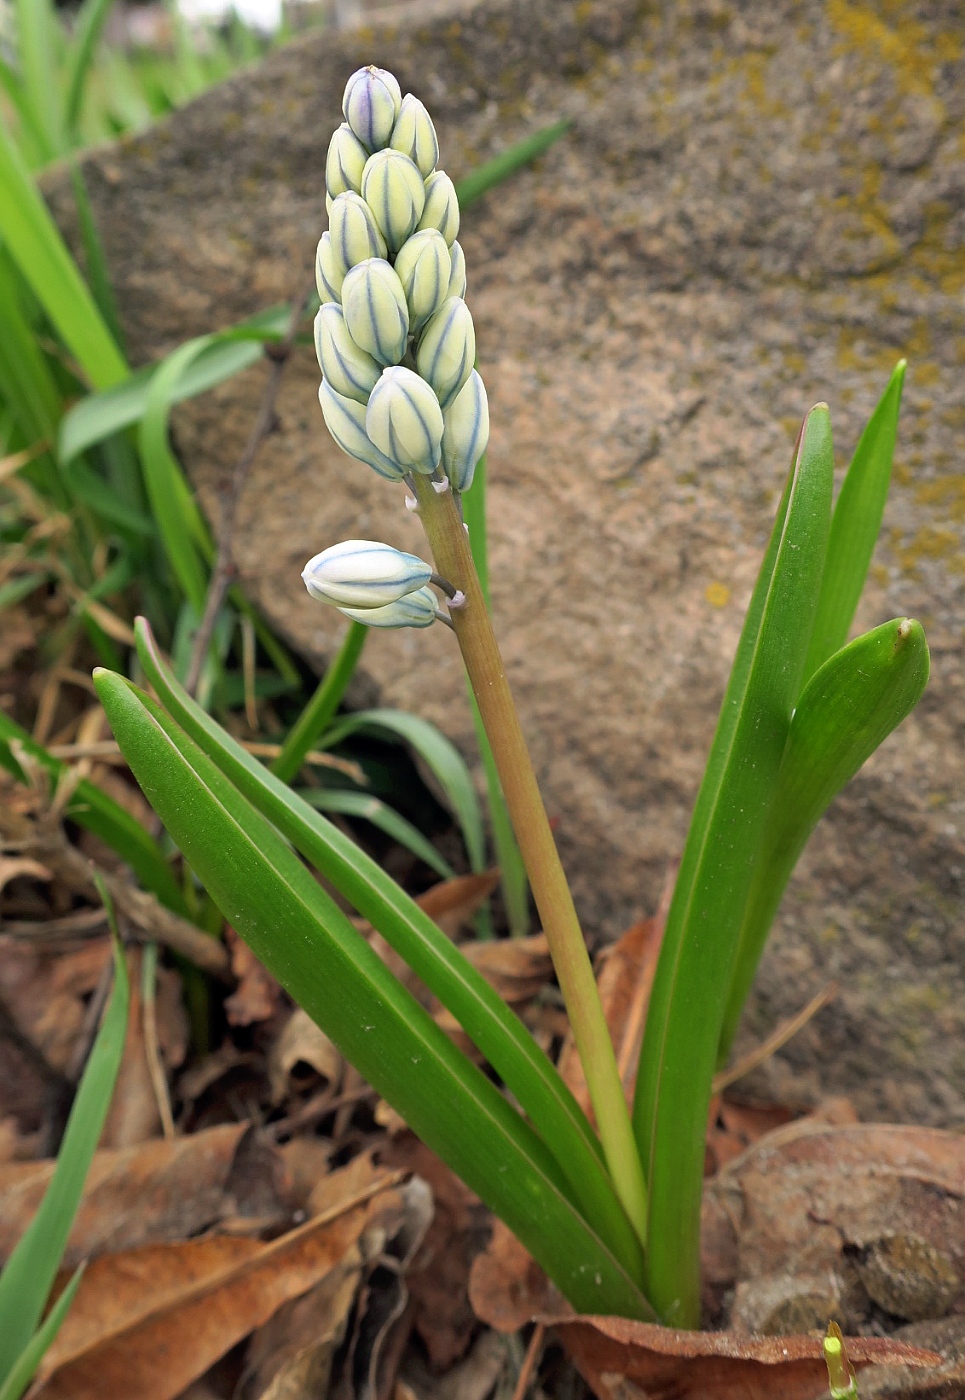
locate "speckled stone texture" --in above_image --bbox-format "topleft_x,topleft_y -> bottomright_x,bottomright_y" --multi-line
47,0 -> 965,1124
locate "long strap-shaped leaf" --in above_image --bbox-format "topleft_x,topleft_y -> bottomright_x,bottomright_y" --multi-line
133,619 -> 641,1279
94,667 -> 653,1318
634,405 -> 834,1325
718,616 -> 929,1062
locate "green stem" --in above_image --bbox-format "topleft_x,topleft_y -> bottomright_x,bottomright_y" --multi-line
270,621 -> 367,784
413,474 -> 648,1245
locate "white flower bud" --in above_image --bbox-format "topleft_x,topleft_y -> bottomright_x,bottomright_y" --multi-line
340,258 -> 409,366
338,585 -> 438,630
329,191 -> 387,271
416,296 -> 475,409
441,369 -> 489,493
389,94 -> 439,178
318,379 -> 405,481
365,365 -> 444,474
416,170 -> 459,246
325,122 -> 368,200
315,232 -> 346,303
393,229 -> 451,332
314,303 -> 381,404
360,149 -> 426,253
342,66 -> 402,153
302,539 -> 432,609
446,240 -> 467,299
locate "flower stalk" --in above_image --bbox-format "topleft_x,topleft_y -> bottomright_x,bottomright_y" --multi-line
411,471 -> 649,1245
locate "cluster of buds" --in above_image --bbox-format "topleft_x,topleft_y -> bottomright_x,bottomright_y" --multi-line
302,539 -> 457,630
307,65 -> 488,630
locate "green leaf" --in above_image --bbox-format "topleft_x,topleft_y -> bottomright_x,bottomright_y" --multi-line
0,934 -> 127,1380
0,1265 -> 85,1400
94,665 -> 652,1319
0,709 -> 185,912
323,709 -> 486,874
270,621 -> 367,785
0,248 -> 61,445
718,616 -> 929,1062
300,787 -> 455,881
0,572 -> 49,611
634,405 -> 834,1326
58,312 -> 289,465
455,120 -> 572,209
804,361 -> 905,681
63,456 -> 154,535
63,0 -> 117,137
13,0 -> 62,162
133,618 -> 640,1276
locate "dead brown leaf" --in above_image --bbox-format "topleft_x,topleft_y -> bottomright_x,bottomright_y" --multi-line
433,935 -> 552,1049
0,938 -> 111,1077
268,1007 -> 341,1105
224,926 -> 283,1027
0,856 -> 51,891
100,947 -> 162,1149
363,871 -> 501,990
236,1263 -> 361,1400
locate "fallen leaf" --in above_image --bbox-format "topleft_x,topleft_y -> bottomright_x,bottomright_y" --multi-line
0,938 -> 111,1077
278,1137 -> 332,1214
433,935 -> 552,1049
362,872 -> 501,990
268,1007 -> 341,1105
0,856 -> 51,891
100,947 -> 162,1149
235,1263 -> 361,1400
224,926 -> 283,1027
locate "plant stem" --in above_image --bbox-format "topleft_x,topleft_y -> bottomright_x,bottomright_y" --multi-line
413,474 -> 648,1245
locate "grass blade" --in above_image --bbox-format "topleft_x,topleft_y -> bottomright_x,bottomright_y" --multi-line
133,618 -> 640,1273
63,0 -> 117,137
804,361 -> 906,681
270,621 -> 367,784
718,617 -> 929,1062
634,405 -> 834,1325
456,119 -> 572,209
323,709 -> 486,874
300,788 -> 455,881
0,929 -> 127,1379
0,1265 -> 84,1400
12,0 -> 62,161
95,665 -> 652,1318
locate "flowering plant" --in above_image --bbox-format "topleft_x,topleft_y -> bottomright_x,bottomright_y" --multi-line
94,68 -> 929,1326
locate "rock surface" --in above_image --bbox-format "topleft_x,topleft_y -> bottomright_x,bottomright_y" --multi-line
49,0 -> 965,1123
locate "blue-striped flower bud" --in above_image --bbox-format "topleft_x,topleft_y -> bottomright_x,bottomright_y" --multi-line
302,539 -> 432,609
318,379 -> 405,480
338,585 -> 438,630
360,149 -> 426,253
365,366 -> 444,473
393,229 -> 451,332
416,170 -> 459,246
325,122 -> 368,201
416,296 -> 475,409
315,232 -> 345,303
446,240 -> 467,300
441,369 -> 489,492
340,258 -> 409,366
342,66 -> 401,153
389,94 -> 439,178
329,192 -> 387,271
314,303 -> 381,404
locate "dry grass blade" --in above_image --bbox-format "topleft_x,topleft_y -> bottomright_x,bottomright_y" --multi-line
711,981 -> 838,1095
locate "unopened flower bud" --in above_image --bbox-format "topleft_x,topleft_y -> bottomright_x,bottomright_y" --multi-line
302,539 -> 432,609
416,170 -> 459,246
389,94 -> 439,178
446,240 -> 467,299
340,258 -> 409,366
325,122 -> 368,200
342,66 -> 401,153
314,303 -> 381,404
315,232 -> 346,303
441,369 -> 489,492
360,149 -> 426,253
338,584 -> 438,630
393,229 -> 451,332
416,296 -> 475,409
329,191 -> 387,271
318,379 -> 405,480
366,365 -> 444,473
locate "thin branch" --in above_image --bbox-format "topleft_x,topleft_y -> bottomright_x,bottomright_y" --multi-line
185,282 -> 315,697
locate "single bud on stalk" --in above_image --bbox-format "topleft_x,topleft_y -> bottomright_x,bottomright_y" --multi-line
389,94 -> 439,178
318,379 -> 405,480
314,304 -> 382,404
302,539 -> 432,609
416,296 -> 475,409
446,240 -> 467,299
417,170 -> 460,246
342,65 -> 401,153
340,258 -> 409,366
315,233 -> 345,303
441,369 -> 489,492
329,192 -> 388,271
338,584 -> 439,630
393,229 -> 451,332
361,149 -> 427,253
366,365 -> 445,473
325,122 -> 368,200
